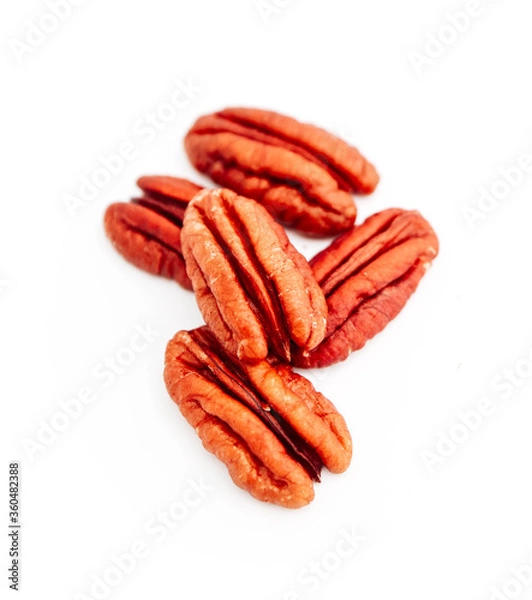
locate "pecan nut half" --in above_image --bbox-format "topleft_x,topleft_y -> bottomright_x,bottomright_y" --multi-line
181,188 -> 328,363
292,209 -> 439,368
164,327 -> 352,508
104,176 -> 203,289
184,107 -> 379,236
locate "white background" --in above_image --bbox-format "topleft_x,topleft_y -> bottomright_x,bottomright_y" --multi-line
2,1 -> 532,599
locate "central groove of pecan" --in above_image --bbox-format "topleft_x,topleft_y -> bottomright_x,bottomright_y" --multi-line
193,202 -> 291,360
225,202 -> 293,357
320,227 -> 419,299
215,111 -> 356,191
208,149 -> 338,212
198,207 -> 290,357
133,194 -> 188,226
191,328 -> 323,481
125,223 -> 181,255
318,211 -> 435,309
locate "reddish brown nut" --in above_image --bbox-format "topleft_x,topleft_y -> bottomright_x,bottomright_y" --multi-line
181,188 -> 328,363
164,327 -> 352,508
104,176 -> 203,289
135,175 -> 203,219
184,107 -> 379,236
292,208 -> 439,368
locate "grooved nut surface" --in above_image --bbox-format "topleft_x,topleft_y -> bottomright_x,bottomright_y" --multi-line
185,107 -> 379,236
164,327 -> 352,508
292,208 -> 439,368
104,176 -> 203,289
181,188 -> 328,363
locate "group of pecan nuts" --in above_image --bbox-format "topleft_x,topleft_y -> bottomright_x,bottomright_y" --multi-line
104,107 -> 439,509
